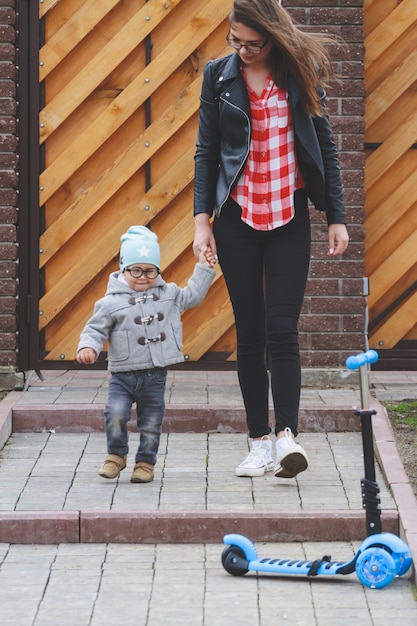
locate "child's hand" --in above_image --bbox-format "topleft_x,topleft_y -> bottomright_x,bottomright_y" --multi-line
199,245 -> 217,268
76,348 -> 97,364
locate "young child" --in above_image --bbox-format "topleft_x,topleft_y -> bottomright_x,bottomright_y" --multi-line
76,225 -> 216,483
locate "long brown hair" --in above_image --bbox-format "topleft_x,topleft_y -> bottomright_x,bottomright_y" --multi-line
229,0 -> 342,116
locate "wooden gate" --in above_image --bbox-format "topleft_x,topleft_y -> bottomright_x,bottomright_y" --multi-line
37,0 -> 235,366
25,0 -> 417,370
364,0 -> 417,363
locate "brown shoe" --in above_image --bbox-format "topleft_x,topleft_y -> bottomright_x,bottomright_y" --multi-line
130,461 -> 154,483
98,454 -> 127,479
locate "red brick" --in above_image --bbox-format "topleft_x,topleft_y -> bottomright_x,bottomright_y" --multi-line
299,315 -> 340,332
342,315 -> 365,332
0,8 -> 15,24
310,296 -> 365,314
341,134 -> 364,151
0,77 -> 14,96
310,8 -> 363,25
305,279 -> 340,296
341,26 -> 364,43
0,315 -> 16,331
0,351 -> 16,366
0,42 -> 16,61
0,24 -> 15,44
0,133 -> 18,151
311,332 -> 364,350
342,170 -> 364,187
0,61 -> 15,79
0,224 -> 15,241
0,170 -> 19,189
342,278 -> 366,295
0,189 -> 17,205
0,296 -> 16,313
310,260 -> 364,279
0,261 -> 16,278
0,333 -> 16,349
0,278 -> 16,294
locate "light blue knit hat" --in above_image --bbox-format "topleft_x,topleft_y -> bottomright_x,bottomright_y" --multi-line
119,226 -> 160,271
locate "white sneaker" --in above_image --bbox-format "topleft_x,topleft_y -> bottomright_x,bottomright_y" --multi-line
274,427 -> 309,478
236,437 -> 274,477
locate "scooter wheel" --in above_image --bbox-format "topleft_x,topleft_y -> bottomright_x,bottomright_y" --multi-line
221,545 -> 249,576
355,547 -> 396,589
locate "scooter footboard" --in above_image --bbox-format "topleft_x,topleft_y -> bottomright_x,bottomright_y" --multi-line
247,555 -> 354,577
223,534 -> 357,578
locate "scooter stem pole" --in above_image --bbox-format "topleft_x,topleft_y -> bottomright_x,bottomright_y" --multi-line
360,406 -> 376,483
359,363 -> 371,409
357,363 -> 381,535
358,363 -> 376,482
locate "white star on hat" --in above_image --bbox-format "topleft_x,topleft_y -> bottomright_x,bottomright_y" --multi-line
137,245 -> 150,257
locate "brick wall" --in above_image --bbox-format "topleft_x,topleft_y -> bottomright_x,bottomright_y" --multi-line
0,0 -> 365,378
0,0 -> 18,375
289,1 -> 366,368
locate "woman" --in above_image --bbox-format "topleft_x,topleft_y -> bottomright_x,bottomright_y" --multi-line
193,0 -> 349,478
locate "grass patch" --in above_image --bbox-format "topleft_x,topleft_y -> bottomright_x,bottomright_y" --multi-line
385,400 -> 417,429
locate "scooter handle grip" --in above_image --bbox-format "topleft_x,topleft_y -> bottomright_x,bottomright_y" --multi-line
345,350 -> 378,370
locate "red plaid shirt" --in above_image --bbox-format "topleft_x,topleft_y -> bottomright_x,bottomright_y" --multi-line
231,74 -> 304,230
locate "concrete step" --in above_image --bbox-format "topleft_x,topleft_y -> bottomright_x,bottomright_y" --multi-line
0,405 -> 400,545
0,509 -> 399,544
12,402 -> 362,433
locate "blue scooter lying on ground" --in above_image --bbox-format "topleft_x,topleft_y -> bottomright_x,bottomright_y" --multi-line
222,350 -> 413,588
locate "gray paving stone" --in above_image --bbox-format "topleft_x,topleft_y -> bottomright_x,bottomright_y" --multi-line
0,430 -> 398,514
1,370 -> 417,625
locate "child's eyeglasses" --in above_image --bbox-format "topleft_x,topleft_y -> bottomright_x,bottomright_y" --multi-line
124,267 -> 159,279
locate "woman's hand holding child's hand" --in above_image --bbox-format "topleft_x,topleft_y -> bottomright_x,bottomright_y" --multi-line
199,246 -> 217,268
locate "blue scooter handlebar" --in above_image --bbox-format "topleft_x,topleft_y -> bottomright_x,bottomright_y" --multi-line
345,350 -> 378,370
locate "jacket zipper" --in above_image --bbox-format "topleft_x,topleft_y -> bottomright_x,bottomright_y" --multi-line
217,96 -> 251,216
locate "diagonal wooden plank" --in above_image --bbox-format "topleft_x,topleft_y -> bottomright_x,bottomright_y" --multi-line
182,287 -> 235,360
39,2 -> 229,203
369,290 -> 417,350
39,78 -> 202,267
368,229 -> 417,308
365,108 -> 417,190
44,326 -> 97,361
137,145 -> 196,216
365,0 -> 417,66
39,0 -> 121,80
363,0 -> 393,37
156,205 -> 197,269
39,0 -> 182,141
365,175 -> 417,250
365,47 -> 417,129
39,0 -> 61,18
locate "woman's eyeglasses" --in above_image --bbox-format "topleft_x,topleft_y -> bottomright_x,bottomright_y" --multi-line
124,267 -> 159,279
226,34 -> 269,55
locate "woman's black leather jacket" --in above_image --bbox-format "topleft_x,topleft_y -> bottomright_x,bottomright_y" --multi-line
194,53 -> 346,225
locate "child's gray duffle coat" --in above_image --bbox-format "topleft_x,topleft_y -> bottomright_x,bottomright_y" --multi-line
76,263 -> 215,372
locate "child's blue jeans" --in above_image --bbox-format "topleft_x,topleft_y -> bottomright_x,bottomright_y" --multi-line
104,368 -> 167,465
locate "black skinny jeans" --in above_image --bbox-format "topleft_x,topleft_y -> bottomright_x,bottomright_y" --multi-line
213,191 -> 311,438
